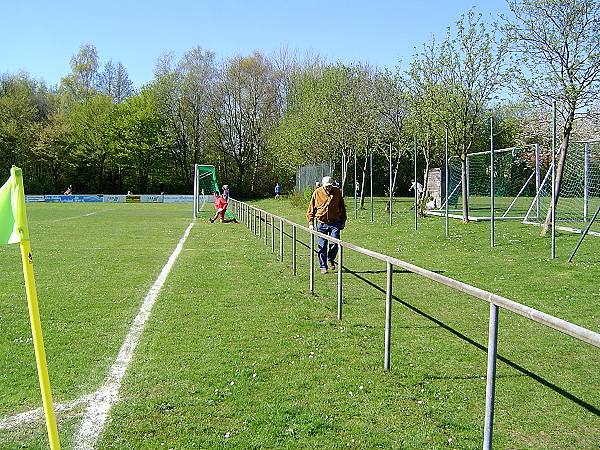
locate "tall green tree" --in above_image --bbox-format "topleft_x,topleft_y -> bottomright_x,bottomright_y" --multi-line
408,11 -> 507,222
275,63 -> 382,193
0,73 -> 51,175
66,94 -> 116,192
153,47 -> 217,188
208,51 -> 282,193
502,0 -> 600,234
369,68 -> 411,210
60,44 -> 100,103
112,88 -> 168,193
403,43 -> 447,210
100,60 -> 135,103
273,65 -> 328,170
32,111 -> 74,193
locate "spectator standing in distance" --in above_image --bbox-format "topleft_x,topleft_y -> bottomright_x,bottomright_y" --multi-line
222,185 -> 229,202
274,183 -> 281,199
306,176 -> 347,274
210,191 -> 238,223
409,179 -> 423,196
409,179 -> 424,210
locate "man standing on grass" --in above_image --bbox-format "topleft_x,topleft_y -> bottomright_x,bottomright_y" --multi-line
306,176 -> 347,274
210,191 -> 238,223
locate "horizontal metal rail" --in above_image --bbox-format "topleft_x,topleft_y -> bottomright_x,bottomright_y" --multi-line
229,198 -> 599,449
231,199 -> 599,348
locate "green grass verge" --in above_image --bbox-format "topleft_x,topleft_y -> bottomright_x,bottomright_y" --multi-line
0,199 -> 598,449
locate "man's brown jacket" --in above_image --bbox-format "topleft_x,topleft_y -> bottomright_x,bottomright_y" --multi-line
306,186 -> 347,227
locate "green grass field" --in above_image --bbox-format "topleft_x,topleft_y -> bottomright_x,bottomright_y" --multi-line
0,198 -> 598,449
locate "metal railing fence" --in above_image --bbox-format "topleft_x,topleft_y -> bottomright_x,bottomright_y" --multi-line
229,198 -> 600,449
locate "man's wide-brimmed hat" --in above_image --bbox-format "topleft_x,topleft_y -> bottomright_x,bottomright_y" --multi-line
321,176 -> 333,187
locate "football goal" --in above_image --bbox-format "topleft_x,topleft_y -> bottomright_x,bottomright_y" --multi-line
427,145 -> 541,221
524,141 -> 600,236
192,165 -> 220,218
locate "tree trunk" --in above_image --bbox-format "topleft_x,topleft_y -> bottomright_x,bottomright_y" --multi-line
385,151 -> 402,212
359,153 -> 368,209
416,158 -> 432,218
340,150 -> 350,195
461,156 -> 470,223
541,108 -> 575,236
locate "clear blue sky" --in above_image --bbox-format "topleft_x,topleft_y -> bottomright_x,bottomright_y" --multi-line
1,0 -> 512,89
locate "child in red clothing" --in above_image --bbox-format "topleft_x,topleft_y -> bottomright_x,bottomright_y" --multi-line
210,191 -> 238,223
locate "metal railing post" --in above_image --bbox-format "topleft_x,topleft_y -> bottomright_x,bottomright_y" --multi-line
309,233 -> 314,293
280,219 -> 284,262
258,210 -> 261,238
337,246 -> 343,321
264,214 -> 268,246
271,216 -> 275,253
292,226 -> 297,276
384,261 -> 393,371
483,303 -> 499,450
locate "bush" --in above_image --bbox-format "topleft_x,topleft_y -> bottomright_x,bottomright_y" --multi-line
288,186 -> 313,209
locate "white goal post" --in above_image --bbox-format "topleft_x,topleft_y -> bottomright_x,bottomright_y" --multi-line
192,164 -> 220,218
524,140 -> 600,236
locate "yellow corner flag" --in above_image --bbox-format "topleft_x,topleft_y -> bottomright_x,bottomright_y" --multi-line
0,167 -> 61,449
0,166 -> 29,245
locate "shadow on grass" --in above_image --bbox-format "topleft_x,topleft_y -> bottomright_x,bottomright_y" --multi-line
340,268 -> 413,275
251,216 -> 598,414
343,266 -> 600,417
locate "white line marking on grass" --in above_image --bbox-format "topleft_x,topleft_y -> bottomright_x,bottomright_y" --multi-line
73,222 -> 195,450
51,210 -> 111,222
0,395 -> 94,430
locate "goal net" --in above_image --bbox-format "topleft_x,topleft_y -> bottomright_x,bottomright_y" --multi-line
523,141 -> 600,235
430,145 -> 540,220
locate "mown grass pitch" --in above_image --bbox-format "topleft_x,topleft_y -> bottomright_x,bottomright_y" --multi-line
0,199 -> 598,448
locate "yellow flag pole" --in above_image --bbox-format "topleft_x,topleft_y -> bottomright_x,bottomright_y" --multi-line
19,241 -> 61,449
12,167 -> 61,449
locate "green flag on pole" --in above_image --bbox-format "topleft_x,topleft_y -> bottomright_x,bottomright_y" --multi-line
0,166 -> 29,245
0,167 -> 61,449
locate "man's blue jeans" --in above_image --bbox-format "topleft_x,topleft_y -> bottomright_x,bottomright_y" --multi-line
316,221 -> 341,270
